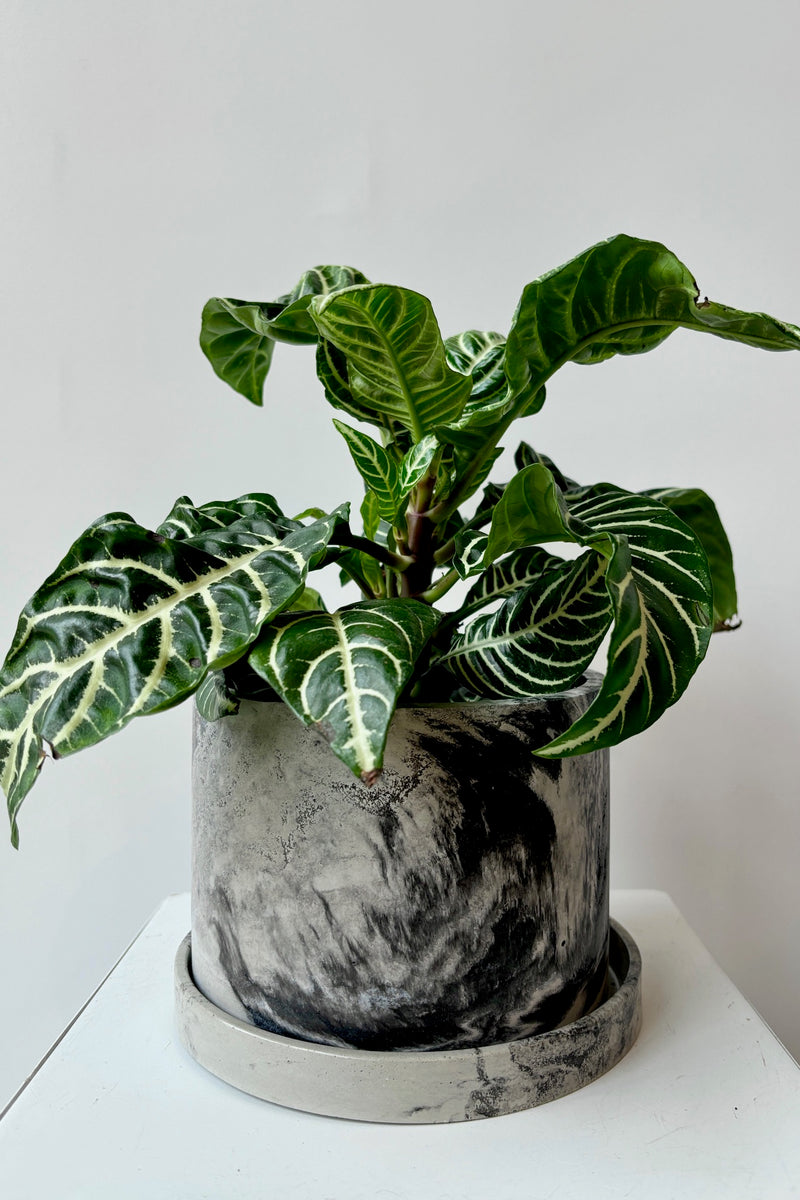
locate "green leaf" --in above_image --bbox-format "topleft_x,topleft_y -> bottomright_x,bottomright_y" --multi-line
644,487 -> 738,628
288,586 -> 327,613
461,445 -> 504,496
456,545 -> 566,623
480,465 -> 715,753
485,464 -> 590,564
268,266 -> 371,344
316,338 -> 386,427
359,490 -> 381,541
219,654 -> 280,706
452,528 -> 489,580
468,481 -> 506,529
434,423 -> 505,505
514,442 -> 579,494
444,330 -> 511,426
333,420 -> 400,520
435,419 -> 504,458
247,600 -> 440,783
445,329 -> 545,426
684,298 -> 800,351
438,550 -> 612,697
198,627 -> 318,720
292,506 -> 327,522
199,298 -> 278,406
336,547 -> 384,598
196,671 -> 240,721
158,492 -> 296,538
200,266 -> 370,404
505,234 -> 800,413
436,420 -> 495,449
535,484 -> 714,757
310,285 -> 472,440
0,500 -> 347,845
399,434 -> 439,494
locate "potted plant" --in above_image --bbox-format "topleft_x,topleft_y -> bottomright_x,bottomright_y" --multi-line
2,235 -> 798,1122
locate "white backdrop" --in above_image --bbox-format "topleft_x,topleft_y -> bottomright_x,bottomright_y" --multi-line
1,0 -> 798,1107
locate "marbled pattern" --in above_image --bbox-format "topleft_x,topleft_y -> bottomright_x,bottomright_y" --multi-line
191,674 -> 611,1051
174,919 -> 643,1124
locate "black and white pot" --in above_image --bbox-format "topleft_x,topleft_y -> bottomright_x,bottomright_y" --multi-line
175,671 -> 642,1122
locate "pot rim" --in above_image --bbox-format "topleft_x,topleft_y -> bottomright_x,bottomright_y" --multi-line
395,668 -> 602,712
216,669 -> 603,716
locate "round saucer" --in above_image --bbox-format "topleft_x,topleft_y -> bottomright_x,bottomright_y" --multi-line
174,918 -> 642,1124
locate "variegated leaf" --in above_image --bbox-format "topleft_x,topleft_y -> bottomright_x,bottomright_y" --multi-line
444,329 -> 545,427
457,545 -> 565,622
535,484 -> 714,757
310,285 -> 471,440
505,235 -> 800,413
445,329 -> 505,377
247,600 -> 440,783
214,654 -> 279,709
643,487 -> 738,628
158,492 -> 296,539
479,465 -> 715,753
452,528 -> 489,580
196,579 -> 328,724
200,267 -> 370,404
0,500 -> 347,844
196,670 -> 240,721
333,420 -> 400,520
399,434 -> 439,494
316,337 -> 385,427
439,550 -> 611,697
268,266 -> 371,344
444,330 -> 511,427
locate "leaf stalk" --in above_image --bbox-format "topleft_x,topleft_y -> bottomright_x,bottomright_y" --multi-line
333,526 -> 413,572
419,568 -> 460,604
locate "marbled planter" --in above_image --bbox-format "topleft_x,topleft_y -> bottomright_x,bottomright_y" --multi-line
190,672 -> 611,1054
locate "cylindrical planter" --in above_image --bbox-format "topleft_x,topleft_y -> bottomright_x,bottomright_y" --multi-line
190,672 -> 611,1053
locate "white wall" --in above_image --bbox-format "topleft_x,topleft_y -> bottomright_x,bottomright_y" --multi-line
1,0 -> 798,1106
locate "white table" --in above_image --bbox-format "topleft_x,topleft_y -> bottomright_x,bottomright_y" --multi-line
1,891 -> 798,1200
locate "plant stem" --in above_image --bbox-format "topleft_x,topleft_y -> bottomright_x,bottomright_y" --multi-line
433,536 -> 457,565
419,568 -> 460,604
333,526 -> 413,572
435,433 -> 509,526
400,472 -> 438,598
429,496 -> 496,571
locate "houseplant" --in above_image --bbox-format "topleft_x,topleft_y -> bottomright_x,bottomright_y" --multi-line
2,234 -> 798,1120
